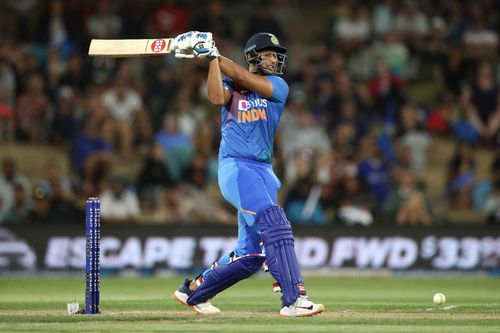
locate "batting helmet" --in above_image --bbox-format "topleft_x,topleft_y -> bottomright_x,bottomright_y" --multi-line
244,33 -> 287,75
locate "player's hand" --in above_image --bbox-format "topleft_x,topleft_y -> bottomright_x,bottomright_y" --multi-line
174,31 -> 214,59
174,48 -> 195,58
193,41 -> 220,60
174,31 -> 213,50
174,31 -> 194,50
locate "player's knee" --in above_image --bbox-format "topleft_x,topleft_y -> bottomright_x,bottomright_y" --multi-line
257,205 -> 294,245
238,256 -> 266,275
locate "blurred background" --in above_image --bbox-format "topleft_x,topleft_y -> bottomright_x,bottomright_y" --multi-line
0,0 -> 499,274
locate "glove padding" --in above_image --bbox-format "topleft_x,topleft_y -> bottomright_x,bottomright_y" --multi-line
174,31 -> 213,59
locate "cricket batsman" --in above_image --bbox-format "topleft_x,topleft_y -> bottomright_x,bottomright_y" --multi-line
172,31 -> 325,317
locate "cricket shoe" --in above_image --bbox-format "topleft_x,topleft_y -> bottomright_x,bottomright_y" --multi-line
173,279 -> 221,315
280,296 -> 325,317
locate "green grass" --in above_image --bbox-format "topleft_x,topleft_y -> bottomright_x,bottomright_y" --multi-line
0,276 -> 499,332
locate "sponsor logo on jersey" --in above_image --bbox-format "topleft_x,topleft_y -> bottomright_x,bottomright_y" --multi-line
237,98 -> 269,123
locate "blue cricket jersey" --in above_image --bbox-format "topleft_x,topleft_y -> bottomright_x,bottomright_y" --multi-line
218,75 -> 289,164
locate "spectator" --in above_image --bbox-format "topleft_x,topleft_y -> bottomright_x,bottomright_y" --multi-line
27,185 -> 55,224
0,178 -> 14,223
357,134 -> 393,205
335,167 -> 375,226
37,162 -> 77,222
155,114 -> 194,182
382,168 -> 432,225
150,0 -> 188,37
368,62 -> 407,121
99,175 -> 140,223
137,143 -> 174,213
101,76 -> 150,159
285,164 -> 327,226
0,156 -> 31,196
446,143 -> 476,209
51,86 -> 77,147
372,31 -> 410,77
484,178 -> 500,224
393,0 -> 430,46
3,181 -> 33,224
71,119 -> 113,189
14,74 -> 50,143
0,56 -> 16,108
86,0 -> 122,39
460,62 -> 500,144
396,104 -> 432,172
334,3 -> 370,54
462,8 -> 498,60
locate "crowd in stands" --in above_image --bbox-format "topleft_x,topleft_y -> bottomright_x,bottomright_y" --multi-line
0,0 -> 499,226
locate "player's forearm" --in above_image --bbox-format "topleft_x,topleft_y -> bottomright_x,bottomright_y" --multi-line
207,58 -> 225,106
218,56 -> 247,83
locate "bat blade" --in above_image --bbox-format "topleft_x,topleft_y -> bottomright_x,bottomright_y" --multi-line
88,39 -> 174,57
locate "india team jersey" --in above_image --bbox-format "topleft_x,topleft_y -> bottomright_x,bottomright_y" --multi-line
219,75 -> 289,164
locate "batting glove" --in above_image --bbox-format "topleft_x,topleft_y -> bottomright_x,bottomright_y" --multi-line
174,48 -> 195,59
208,45 -> 220,61
192,40 -> 213,58
174,31 -> 195,50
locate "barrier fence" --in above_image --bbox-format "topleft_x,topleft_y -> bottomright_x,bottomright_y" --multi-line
1,225 -> 499,273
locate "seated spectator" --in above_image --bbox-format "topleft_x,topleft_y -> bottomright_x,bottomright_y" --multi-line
101,76 -> 151,160
335,168 -> 374,226
3,181 -> 33,224
445,143 -> 476,209
14,74 -> 49,143
0,102 -> 13,142
382,168 -> 432,225
357,134 -> 393,205
155,114 -> 194,182
460,62 -> 500,144
99,175 -> 140,223
285,175 -> 327,226
462,14 -> 498,60
484,154 -> 500,224
27,185 -> 55,224
182,153 -> 210,190
368,62 -> 407,122
37,162 -> 78,222
86,0 -> 122,39
51,86 -> 77,147
396,104 -> 432,172
137,143 -> 174,213
334,4 -> 370,55
393,0 -> 430,46
0,156 -> 31,196
372,31 -> 409,77
71,119 -> 113,189
0,177 -> 14,223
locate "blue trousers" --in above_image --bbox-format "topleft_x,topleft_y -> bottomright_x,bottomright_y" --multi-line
202,157 -> 281,275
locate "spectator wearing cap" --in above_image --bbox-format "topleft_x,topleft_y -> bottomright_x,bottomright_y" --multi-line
99,175 -> 141,223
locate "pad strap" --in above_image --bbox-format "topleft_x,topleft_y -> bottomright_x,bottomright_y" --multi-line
187,255 -> 264,305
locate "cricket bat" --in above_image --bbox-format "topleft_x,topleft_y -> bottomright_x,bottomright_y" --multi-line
88,38 -> 175,57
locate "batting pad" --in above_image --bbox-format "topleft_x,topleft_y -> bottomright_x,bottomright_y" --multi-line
187,256 -> 265,305
258,205 -> 304,307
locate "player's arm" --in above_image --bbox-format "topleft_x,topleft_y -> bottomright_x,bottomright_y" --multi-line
217,56 -> 274,98
207,58 -> 231,106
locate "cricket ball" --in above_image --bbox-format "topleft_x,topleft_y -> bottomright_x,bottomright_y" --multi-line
433,293 -> 446,305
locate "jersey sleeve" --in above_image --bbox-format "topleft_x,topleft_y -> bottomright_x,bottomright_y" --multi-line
266,76 -> 289,103
222,76 -> 234,93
